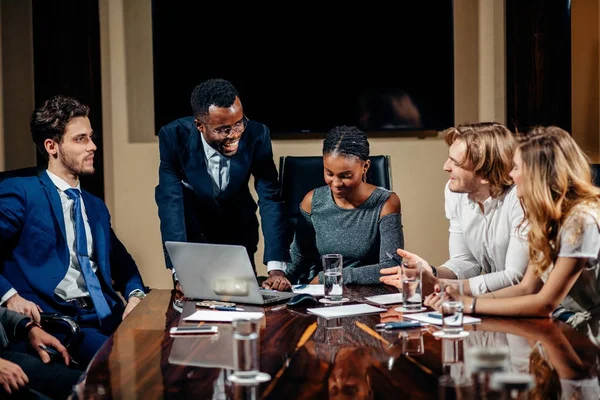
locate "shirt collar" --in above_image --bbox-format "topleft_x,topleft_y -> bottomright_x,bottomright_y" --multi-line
466,191 -> 503,214
46,170 -> 81,192
199,132 -> 220,159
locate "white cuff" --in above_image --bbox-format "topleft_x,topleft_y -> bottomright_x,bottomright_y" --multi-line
172,268 -> 179,282
267,261 -> 287,273
1,288 -> 17,305
468,275 -> 488,296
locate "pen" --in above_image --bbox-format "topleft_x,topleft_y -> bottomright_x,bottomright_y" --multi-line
38,344 -> 59,356
428,312 -> 443,319
210,305 -> 245,311
294,284 -> 308,290
375,321 -> 426,330
385,252 -> 403,265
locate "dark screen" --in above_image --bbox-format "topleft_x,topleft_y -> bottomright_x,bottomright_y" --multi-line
151,2 -> 454,135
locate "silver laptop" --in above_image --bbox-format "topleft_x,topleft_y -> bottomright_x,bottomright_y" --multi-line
165,241 -> 296,305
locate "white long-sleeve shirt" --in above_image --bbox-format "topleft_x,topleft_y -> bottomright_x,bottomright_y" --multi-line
442,181 -> 529,295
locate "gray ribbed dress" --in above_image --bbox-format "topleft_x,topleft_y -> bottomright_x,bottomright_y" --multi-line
286,186 -> 404,285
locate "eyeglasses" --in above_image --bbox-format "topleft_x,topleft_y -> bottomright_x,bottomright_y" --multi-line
205,115 -> 248,136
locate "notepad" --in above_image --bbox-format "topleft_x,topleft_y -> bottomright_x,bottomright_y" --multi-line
403,312 -> 481,325
306,304 -> 387,319
364,293 -> 403,305
183,310 -> 265,323
292,284 -> 325,296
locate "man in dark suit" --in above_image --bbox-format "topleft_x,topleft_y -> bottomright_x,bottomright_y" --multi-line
0,95 -> 146,368
155,78 -> 291,291
0,306 -> 81,398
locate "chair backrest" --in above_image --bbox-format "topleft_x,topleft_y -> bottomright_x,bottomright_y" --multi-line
279,155 -> 392,245
0,166 -> 41,183
591,164 -> 600,187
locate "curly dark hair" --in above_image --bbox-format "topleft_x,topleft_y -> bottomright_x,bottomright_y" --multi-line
190,78 -> 239,122
322,125 -> 370,161
30,95 -> 90,159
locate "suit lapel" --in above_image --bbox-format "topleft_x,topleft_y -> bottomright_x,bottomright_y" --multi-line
182,130 -> 220,207
38,172 -> 67,240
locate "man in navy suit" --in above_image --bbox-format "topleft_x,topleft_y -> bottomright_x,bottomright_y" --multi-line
0,95 -> 146,368
155,78 -> 291,291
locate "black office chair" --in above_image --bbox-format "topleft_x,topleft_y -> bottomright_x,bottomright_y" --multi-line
591,164 -> 600,187
0,166 -> 81,346
278,155 -> 393,246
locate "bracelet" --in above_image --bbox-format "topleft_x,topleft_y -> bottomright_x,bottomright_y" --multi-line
470,297 -> 478,314
429,264 -> 438,277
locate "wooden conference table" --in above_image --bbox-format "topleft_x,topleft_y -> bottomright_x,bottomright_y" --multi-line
81,286 -> 600,399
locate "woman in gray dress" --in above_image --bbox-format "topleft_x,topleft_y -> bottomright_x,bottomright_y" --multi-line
285,125 -> 404,285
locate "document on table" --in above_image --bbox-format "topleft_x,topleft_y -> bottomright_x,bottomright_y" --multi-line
306,304 -> 387,319
183,310 -> 264,323
364,293 -> 403,305
403,312 -> 481,325
292,284 -> 325,296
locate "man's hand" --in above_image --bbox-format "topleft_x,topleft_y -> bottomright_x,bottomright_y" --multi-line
0,358 -> 28,395
397,249 -> 438,286
261,271 -> 291,291
27,325 -> 71,365
379,266 -> 402,289
122,296 -> 142,320
6,294 -> 42,324
175,281 -> 183,294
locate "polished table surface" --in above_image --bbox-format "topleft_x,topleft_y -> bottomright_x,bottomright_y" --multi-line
82,286 -> 600,399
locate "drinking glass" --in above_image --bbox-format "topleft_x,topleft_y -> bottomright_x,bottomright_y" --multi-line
401,260 -> 423,310
322,254 -> 343,301
440,280 -> 464,334
401,329 -> 424,355
231,318 -> 260,381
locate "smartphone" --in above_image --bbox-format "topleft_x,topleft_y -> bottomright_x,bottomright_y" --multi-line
169,326 -> 219,336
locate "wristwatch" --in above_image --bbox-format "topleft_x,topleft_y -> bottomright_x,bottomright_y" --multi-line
429,264 -> 438,277
129,290 -> 147,300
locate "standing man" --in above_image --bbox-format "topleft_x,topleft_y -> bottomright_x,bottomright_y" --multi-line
0,95 -> 146,368
155,78 -> 290,291
380,122 -> 529,296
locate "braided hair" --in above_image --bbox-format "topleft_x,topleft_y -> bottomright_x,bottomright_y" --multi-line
322,125 -> 370,161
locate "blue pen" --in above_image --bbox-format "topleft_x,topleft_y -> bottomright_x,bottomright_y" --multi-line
375,321 -> 425,330
294,284 -> 308,290
210,305 -> 245,312
428,312 -> 443,319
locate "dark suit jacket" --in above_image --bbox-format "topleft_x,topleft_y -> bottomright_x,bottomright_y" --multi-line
0,172 -> 145,321
155,116 -> 288,270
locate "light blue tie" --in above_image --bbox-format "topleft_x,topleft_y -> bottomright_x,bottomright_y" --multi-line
64,189 -> 111,323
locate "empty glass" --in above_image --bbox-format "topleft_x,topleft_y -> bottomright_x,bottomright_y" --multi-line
440,280 -> 464,334
401,260 -> 423,310
322,254 -> 343,301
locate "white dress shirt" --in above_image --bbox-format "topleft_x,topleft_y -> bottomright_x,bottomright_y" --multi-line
442,181 -> 529,295
199,134 -> 286,273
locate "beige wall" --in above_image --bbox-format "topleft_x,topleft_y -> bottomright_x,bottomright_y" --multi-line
572,0 -> 600,162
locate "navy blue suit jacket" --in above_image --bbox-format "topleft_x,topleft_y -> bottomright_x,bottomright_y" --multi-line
155,117 -> 288,270
0,172 -> 145,320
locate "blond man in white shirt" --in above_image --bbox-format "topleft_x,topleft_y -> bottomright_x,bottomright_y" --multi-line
380,122 -> 529,296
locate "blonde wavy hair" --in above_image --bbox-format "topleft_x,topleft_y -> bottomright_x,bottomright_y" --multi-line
517,126 -> 600,276
443,122 -> 517,197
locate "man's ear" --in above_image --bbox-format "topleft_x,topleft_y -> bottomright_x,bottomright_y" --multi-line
44,139 -> 58,157
194,119 -> 204,134
480,178 -> 489,185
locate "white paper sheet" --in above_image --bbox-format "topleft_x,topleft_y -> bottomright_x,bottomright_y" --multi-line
183,310 -> 265,323
403,311 -> 481,326
364,293 -> 403,305
306,304 -> 387,319
292,284 -> 325,296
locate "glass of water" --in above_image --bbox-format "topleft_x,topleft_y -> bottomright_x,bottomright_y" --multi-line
401,260 -> 423,310
440,280 -> 464,334
231,318 -> 260,381
322,254 -> 343,301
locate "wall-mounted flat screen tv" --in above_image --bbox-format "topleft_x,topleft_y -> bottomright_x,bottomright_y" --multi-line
152,2 -> 454,136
